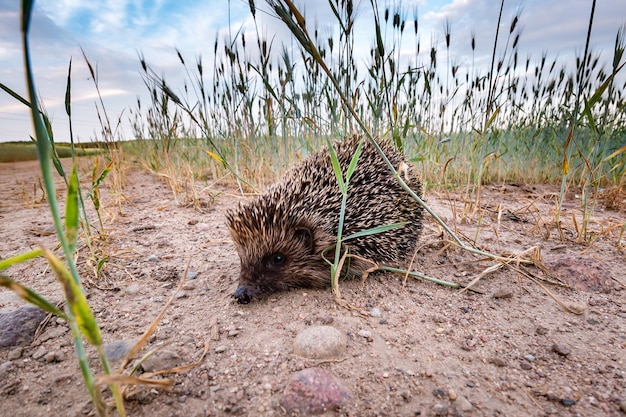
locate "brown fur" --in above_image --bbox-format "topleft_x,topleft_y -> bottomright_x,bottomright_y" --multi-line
225,136 -> 423,303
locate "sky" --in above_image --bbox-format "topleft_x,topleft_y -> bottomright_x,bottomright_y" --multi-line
0,0 -> 624,143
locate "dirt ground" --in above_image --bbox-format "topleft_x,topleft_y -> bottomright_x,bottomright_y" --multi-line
0,158 -> 624,417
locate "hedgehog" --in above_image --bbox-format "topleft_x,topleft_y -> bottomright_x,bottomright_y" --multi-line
225,135 -> 423,304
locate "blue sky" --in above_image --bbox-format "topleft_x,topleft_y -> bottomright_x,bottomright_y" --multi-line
0,0 -> 624,142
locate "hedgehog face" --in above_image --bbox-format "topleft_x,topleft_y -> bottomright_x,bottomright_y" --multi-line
230,225 -> 327,304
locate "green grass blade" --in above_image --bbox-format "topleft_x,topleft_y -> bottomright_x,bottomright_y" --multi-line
65,164 -> 80,252
0,82 -> 31,107
42,249 -> 102,346
344,139 -> 363,183
0,248 -> 43,270
0,274 -> 69,320
327,140 -> 346,192
343,221 -> 409,241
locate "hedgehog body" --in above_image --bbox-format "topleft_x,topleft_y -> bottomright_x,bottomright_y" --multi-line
226,136 -> 423,304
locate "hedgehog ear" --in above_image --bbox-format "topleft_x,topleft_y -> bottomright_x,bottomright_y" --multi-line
294,226 -> 314,255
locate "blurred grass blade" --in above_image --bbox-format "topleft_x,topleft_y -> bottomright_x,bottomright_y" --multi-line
65,58 -> 72,117
604,144 -> 626,160
0,82 -> 31,106
344,139 -> 363,183
0,248 -> 43,270
65,164 -> 80,252
327,140 -> 346,192
42,248 -> 102,346
343,222 -> 409,241
0,274 -> 69,319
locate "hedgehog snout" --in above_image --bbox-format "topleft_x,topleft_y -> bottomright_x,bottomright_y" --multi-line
234,286 -> 253,304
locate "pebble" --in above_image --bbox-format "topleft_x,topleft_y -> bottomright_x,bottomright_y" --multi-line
552,342 -> 571,356
44,351 -> 66,363
620,398 -> 626,412
186,270 -> 199,280
293,326 -> 347,359
125,283 -> 142,295
369,307 -> 381,318
215,345 -> 227,353
280,368 -> 351,414
433,388 -> 447,397
104,339 -> 137,362
0,305 -> 47,347
141,350 -> 183,372
456,395 -> 473,412
523,354 -> 535,362
561,398 -> 576,407
38,326 -> 68,342
175,291 -> 188,299
0,361 -> 15,375
358,329 -> 372,340
447,388 -> 457,400
147,254 -> 159,262
7,347 -> 23,360
490,357 -> 508,367
32,346 -> 48,360
432,403 -> 448,416
520,361 -> 533,370
493,288 -> 513,299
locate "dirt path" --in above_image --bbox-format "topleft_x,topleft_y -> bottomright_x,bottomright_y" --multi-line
0,159 -> 624,416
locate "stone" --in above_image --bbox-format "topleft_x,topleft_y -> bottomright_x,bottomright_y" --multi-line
0,305 -> 46,347
141,350 -> 183,372
293,326 -> 347,359
104,339 -> 137,362
280,368 -> 350,414
456,395 -> 473,412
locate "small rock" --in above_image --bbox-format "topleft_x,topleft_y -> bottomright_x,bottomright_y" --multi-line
0,305 -> 47,347
561,398 -> 576,407
280,368 -> 350,414
181,282 -> 196,290
536,326 -> 549,335
523,354 -> 536,362
147,254 -> 159,262
369,308 -> 381,318
552,342 -> 571,356
32,346 -> 48,360
293,326 -> 347,359
545,255 -> 614,293
7,347 -> 23,360
104,339 -> 137,362
175,291 -> 188,299
432,403 -> 448,416
456,395 -> 473,412
520,361 -> 533,370
215,345 -> 227,353
493,289 -> 513,299
490,357 -> 508,367
44,351 -> 64,363
195,223 -> 210,231
186,270 -> 199,280
141,350 -> 182,372
358,329 -> 372,340
433,388 -> 447,398
0,361 -> 15,374
125,283 -> 142,295
227,330 -> 239,338
448,388 -> 457,400
619,398 -> 626,412
38,326 -> 68,342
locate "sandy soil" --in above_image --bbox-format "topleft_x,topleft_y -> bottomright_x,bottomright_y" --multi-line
0,158 -> 624,417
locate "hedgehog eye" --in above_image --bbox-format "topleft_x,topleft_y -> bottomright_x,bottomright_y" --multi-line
268,253 -> 286,266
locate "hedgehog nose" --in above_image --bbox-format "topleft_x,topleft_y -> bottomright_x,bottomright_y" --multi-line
234,286 -> 252,304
